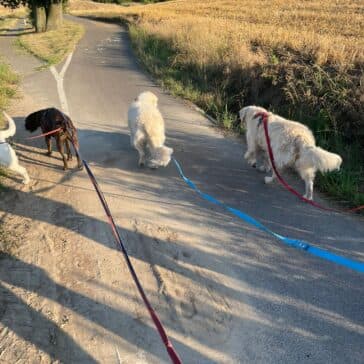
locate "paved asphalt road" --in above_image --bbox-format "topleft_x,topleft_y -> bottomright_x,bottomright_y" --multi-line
0,16 -> 363,364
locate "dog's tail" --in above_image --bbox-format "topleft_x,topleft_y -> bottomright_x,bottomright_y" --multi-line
303,146 -> 342,173
0,111 -> 16,139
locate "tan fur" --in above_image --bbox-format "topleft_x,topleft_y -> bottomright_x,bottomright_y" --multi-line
128,91 -> 173,168
239,105 -> 342,200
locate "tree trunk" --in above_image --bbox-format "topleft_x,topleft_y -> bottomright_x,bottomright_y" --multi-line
33,4 -> 47,33
46,1 -> 63,31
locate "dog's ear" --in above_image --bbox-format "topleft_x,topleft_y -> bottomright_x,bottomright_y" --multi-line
25,111 -> 42,132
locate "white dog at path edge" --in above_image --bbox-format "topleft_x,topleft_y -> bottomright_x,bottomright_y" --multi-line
128,91 -> 173,168
0,111 -> 30,184
239,105 -> 342,200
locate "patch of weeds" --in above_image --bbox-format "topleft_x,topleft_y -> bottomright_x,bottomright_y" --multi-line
0,61 -> 19,115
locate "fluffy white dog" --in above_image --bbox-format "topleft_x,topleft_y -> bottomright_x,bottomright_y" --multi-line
0,111 -> 29,184
239,105 -> 342,200
128,91 -> 173,168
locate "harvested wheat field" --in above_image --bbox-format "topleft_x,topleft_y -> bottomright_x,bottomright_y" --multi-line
70,0 -> 364,66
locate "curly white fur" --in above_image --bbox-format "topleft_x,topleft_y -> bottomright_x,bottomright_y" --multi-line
239,105 -> 342,200
128,91 -> 173,168
0,112 -> 29,184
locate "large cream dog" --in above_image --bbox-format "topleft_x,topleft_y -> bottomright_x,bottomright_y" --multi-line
0,112 -> 29,184
239,105 -> 342,200
128,91 -> 173,168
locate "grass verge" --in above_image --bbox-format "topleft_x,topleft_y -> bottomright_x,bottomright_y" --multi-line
0,61 -> 19,128
16,20 -> 84,67
0,61 -> 19,194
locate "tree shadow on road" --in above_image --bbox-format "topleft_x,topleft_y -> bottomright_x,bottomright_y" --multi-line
0,178 -> 364,362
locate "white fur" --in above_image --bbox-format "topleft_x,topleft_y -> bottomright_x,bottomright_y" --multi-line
0,112 -> 29,184
128,91 -> 173,168
240,105 -> 342,200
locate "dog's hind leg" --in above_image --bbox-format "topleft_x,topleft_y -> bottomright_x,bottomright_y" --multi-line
68,135 -> 82,169
303,179 -> 314,200
65,139 -> 72,161
6,147 -> 30,184
10,161 -> 30,184
56,137 -> 68,170
298,168 -> 315,200
295,158 -> 315,200
133,130 -> 147,167
45,136 -> 52,156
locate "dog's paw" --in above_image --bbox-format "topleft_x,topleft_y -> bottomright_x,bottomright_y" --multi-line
46,151 -> 52,156
258,165 -> 270,173
67,155 -> 73,161
246,158 -> 257,168
264,176 -> 274,184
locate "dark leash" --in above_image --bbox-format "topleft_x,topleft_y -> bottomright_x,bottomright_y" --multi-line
70,136 -> 182,363
25,126 -> 182,363
82,158 -> 182,364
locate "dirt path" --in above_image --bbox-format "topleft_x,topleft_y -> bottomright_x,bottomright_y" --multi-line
0,17 -> 363,364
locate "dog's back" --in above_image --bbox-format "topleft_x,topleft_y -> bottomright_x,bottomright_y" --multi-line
41,108 -> 74,132
128,96 -> 166,149
25,108 -> 76,135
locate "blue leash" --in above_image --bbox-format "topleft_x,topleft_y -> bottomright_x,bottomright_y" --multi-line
172,158 -> 364,274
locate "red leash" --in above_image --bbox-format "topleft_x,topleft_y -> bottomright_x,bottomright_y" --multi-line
82,159 -> 182,364
256,111 -> 364,213
25,125 -> 183,362
26,127 -> 63,140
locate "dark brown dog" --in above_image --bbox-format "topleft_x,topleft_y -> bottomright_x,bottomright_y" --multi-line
25,108 -> 82,170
